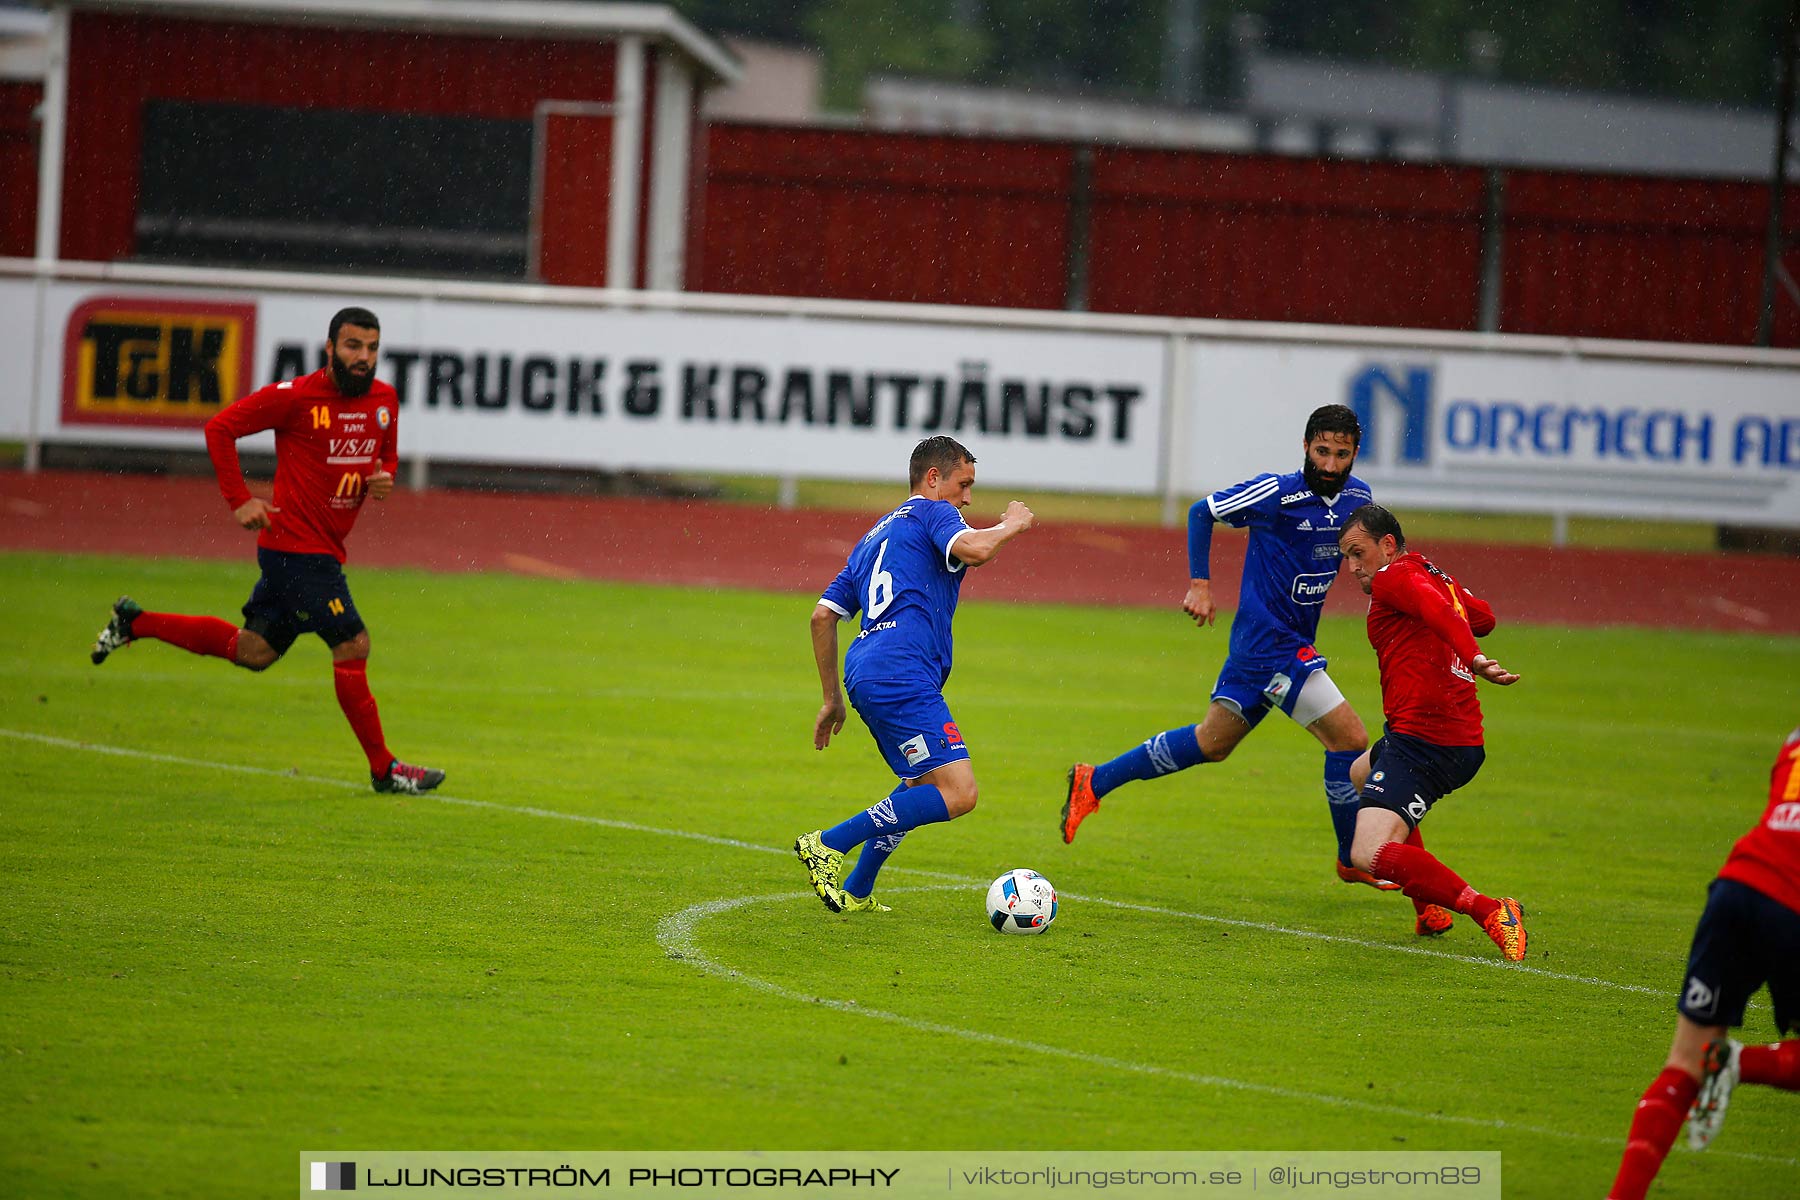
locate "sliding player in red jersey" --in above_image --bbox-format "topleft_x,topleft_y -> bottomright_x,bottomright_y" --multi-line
1335,503 -> 1526,960
1606,727 -> 1800,1199
90,307 -> 444,795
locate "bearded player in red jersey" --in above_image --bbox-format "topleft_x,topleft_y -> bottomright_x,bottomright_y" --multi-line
1605,727 -> 1800,1200
90,307 -> 444,796
1334,503 -> 1526,960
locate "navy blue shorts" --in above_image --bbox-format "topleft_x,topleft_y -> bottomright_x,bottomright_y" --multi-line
241,547 -> 366,655
847,678 -> 969,780
1678,877 -> 1800,1034
1211,645 -> 1330,730
1360,729 -> 1485,828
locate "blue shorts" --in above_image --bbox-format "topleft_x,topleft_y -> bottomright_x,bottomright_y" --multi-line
1678,877 -> 1800,1034
847,678 -> 970,780
241,547 -> 366,655
1211,645 -> 1330,730
1360,729 -> 1486,828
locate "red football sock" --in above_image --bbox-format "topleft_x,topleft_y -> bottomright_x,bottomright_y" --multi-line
1607,1067 -> 1699,1200
1369,841 -> 1500,923
1740,1039 -> 1800,1090
332,659 -> 392,775
134,612 -> 239,661
1404,827 -> 1430,916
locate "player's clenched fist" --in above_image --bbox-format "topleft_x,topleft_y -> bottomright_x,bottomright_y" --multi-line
1003,500 -> 1035,532
366,470 -> 394,501
234,497 -> 279,531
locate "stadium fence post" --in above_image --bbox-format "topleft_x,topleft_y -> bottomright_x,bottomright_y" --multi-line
606,36 -> 646,290
1159,327 -> 1189,527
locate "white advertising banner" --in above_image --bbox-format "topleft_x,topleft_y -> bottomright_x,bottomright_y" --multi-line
1181,340 -> 1800,527
4,266 -> 1798,526
9,277 -> 1167,494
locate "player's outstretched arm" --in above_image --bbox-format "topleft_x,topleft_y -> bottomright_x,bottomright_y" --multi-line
1386,572 -> 1517,685
950,500 -> 1035,566
810,604 -> 848,750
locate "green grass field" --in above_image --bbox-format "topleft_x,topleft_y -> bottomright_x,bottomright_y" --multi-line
2,551 -> 1797,1199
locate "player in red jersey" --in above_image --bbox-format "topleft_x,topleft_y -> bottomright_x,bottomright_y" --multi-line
1335,503 -> 1526,960
1605,727 -> 1800,1199
90,307 -> 444,795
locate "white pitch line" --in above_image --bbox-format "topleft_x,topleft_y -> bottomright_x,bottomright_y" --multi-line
0,727 -> 1728,998
658,888 -> 1796,1167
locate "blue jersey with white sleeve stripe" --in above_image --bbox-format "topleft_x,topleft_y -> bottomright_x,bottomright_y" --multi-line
819,497 -> 973,692
1205,470 -> 1373,666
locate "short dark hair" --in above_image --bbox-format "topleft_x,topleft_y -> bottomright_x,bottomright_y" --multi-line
329,306 -> 381,342
1341,502 -> 1405,551
909,435 -> 975,488
1305,403 -> 1361,446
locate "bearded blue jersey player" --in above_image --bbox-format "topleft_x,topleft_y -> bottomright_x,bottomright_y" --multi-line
796,436 -> 1036,913
1062,404 -> 1392,889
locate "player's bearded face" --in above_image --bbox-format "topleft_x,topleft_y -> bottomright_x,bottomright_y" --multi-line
329,329 -> 379,398
1302,432 -> 1358,497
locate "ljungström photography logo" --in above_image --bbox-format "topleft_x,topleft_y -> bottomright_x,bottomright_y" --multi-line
310,1161 -> 355,1191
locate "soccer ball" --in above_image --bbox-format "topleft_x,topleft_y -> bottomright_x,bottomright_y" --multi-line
986,869 -> 1057,934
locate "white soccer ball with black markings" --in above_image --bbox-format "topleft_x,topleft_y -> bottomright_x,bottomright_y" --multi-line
986,869 -> 1057,934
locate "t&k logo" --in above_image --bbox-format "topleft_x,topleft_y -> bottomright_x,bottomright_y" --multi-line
1348,362 -> 1434,467
62,296 -> 257,428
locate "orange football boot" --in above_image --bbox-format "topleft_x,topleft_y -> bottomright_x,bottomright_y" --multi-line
1061,763 -> 1099,844
1414,904 -> 1455,936
1480,897 -> 1527,962
1336,860 -> 1403,891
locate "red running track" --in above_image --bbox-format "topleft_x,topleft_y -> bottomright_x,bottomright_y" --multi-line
2,470 -> 1796,636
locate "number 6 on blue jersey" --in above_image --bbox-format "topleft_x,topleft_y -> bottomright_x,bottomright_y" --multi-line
868,539 -> 895,619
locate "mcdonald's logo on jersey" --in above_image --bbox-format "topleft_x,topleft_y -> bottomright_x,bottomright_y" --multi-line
334,472 -> 364,499
62,297 -> 257,429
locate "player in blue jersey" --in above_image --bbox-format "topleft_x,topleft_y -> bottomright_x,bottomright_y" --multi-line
795,436 -> 1036,913
1061,405 -> 1396,892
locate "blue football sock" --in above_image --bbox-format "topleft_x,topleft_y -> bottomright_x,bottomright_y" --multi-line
1324,749 -> 1362,865
821,783 -> 951,853
843,832 -> 905,898
1091,726 -> 1207,800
